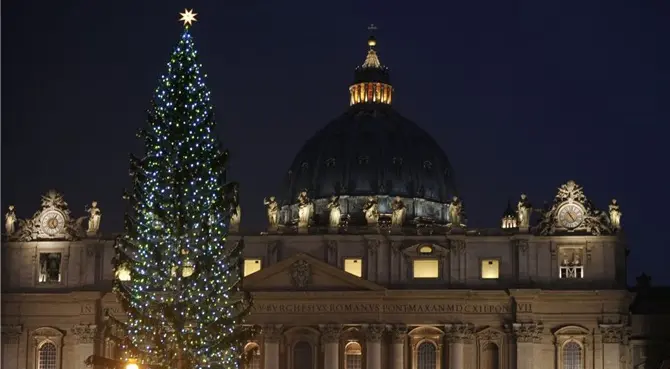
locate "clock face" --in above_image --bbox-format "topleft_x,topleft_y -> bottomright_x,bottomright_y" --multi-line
557,203 -> 585,230
40,210 -> 65,236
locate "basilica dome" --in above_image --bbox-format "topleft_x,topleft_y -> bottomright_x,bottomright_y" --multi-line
281,36 -> 458,206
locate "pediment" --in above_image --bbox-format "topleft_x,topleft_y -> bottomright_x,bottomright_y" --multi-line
243,253 -> 385,292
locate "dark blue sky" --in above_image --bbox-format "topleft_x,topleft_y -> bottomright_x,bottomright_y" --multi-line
3,0 -> 668,283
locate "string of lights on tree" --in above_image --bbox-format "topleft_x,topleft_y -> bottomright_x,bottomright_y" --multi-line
87,9 -> 256,369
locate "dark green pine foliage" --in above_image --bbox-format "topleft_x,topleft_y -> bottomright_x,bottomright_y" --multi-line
108,26 -> 254,369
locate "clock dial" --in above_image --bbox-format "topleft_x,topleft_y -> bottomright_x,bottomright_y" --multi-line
557,203 -> 585,230
40,210 -> 65,235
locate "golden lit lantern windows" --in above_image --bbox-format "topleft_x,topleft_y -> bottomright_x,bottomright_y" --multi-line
348,82 -> 393,105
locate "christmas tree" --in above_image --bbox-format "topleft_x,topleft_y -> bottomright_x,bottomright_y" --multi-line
90,10 -> 254,369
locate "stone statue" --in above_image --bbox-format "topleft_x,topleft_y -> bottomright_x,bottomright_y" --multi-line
230,204 -> 241,231
327,196 -> 341,228
229,186 -> 241,232
572,254 -> 581,266
297,190 -> 313,229
391,196 -> 406,227
609,199 -> 622,229
448,196 -> 464,227
363,197 -> 379,225
263,196 -> 279,228
5,205 -> 16,235
85,201 -> 102,234
517,193 -> 533,228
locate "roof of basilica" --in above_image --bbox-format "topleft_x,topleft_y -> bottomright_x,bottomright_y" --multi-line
281,36 -> 458,205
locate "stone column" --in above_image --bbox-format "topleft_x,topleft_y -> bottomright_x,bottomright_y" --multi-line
389,325 -> 407,369
445,323 -> 474,369
512,322 -> 543,369
364,324 -> 385,369
600,324 -> 627,369
72,324 -> 97,369
263,325 -> 283,369
320,324 -> 342,369
1,325 -> 23,369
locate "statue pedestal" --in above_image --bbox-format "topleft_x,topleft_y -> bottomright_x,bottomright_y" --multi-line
86,231 -> 98,238
328,227 -> 338,234
518,226 -> 529,234
448,226 -> 465,234
298,226 -> 308,234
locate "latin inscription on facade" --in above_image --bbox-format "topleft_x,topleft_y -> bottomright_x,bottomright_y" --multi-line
252,303 -> 532,314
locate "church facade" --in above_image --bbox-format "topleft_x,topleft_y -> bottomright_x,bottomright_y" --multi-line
2,36 -> 668,369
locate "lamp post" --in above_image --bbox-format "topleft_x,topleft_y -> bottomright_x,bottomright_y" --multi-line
125,358 -> 139,369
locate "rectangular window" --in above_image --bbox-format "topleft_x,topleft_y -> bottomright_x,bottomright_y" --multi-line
559,247 -> 584,279
481,259 -> 500,279
344,258 -> 363,277
243,259 -> 262,277
413,259 -> 439,279
39,252 -> 62,283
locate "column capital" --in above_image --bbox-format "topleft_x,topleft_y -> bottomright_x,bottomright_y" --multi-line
72,324 -> 97,344
387,324 -> 408,344
598,324 -> 630,344
319,324 -> 343,344
1,325 -> 23,344
510,322 -> 544,343
364,324 -> 386,343
262,324 -> 284,344
444,323 -> 474,343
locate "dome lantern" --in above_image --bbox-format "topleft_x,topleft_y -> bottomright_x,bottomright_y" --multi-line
349,25 -> 394,106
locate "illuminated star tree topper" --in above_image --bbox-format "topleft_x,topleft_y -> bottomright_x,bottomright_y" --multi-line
179,9 -> 198,27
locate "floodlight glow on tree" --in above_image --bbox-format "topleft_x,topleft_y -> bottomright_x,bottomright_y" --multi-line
99,9 -> 254,369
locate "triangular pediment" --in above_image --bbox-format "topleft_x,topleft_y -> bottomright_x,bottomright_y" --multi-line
243,253 -> 385,292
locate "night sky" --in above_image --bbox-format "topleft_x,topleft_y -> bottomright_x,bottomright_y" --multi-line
2,0 -> 668,283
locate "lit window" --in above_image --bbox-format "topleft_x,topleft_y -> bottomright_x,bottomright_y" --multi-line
244,343 -> 260,369
115,265 -> 131,281
344,258 -> 363,277
417,342 -> 437,369
38,342 -> 57,369
559,250 -> 584,279
244,259 -> 262,277
413,259 -> 439,279
345,342 -> 362,369
481,260 -> 500,279
562,341 -> 583,369
418,245 -> 433,254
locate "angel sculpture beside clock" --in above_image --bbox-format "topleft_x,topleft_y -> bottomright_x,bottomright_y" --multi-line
85,201 -> 102,234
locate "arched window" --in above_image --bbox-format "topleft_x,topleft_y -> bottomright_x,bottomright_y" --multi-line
344,342 -> 362,369
481,342 -> 499,369
563,341 -> 582,369
293,341 -> 312,369
38,342 -> 57,369
417,341 -> 437,369
244,343 -> 260,369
